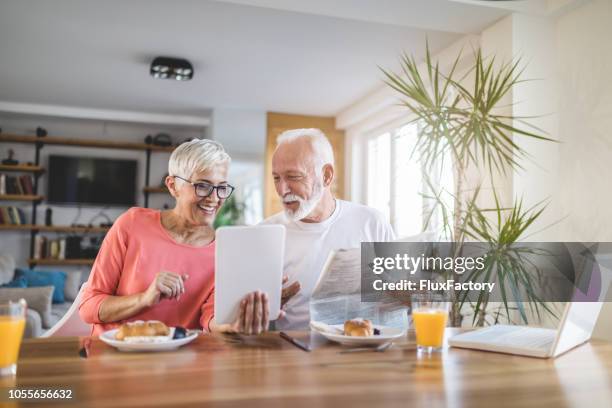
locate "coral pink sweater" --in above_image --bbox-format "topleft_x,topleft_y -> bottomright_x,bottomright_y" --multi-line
79,208 -> 215,336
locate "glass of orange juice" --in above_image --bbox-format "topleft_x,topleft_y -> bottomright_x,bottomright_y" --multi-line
411,294 -> 449,354
0,299 -> 27,377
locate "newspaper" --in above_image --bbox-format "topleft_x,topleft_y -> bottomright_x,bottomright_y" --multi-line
309,248 -> 408,328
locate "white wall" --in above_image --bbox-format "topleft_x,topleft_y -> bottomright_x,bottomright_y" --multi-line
496,0 -> 612,339
510,13 -> 561,240
541,0 -> 611,242
209,108 -> 266,161
510,0 -> 612,242
0,112 -> 205,275
552,0 -> 611,339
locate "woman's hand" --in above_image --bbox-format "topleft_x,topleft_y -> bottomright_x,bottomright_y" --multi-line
235,291 -> 269,335
141,272 -> 189,307
210,291 -> 270,335
98,271 -> 188,324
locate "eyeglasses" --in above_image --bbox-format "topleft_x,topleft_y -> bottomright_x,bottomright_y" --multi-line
173,176 -> 235,199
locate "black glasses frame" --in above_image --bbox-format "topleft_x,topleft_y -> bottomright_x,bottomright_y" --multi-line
173,176 -> 235,199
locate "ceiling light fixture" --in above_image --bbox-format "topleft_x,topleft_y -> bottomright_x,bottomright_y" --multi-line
150,57 -> 194,81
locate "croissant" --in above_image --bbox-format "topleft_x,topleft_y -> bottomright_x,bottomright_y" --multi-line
344,319 -> 373,337
115,321 -> 170,340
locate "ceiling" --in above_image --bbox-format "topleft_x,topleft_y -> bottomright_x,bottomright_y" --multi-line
0,0 -> 510,118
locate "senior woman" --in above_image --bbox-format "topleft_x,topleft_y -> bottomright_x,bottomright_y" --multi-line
79,139 -> 269,336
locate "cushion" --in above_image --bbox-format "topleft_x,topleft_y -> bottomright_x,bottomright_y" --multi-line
0,286 -> 54,328
0,276 -> 27,288
63,270 -> 82,302
15,268 -> 66,304
0,254 -> 16,285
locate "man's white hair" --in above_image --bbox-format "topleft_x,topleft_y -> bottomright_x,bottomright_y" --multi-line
276,128 -> 334,175
168,138 -> 231,179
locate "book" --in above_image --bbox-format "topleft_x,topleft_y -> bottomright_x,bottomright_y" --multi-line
1,207 -> 10,224
34,235 -> 44,259
58,238 -> 66,260
19,175 -> 34,195
50,240 -> 59,259
16,208 -> 27,224
15,177 -> 24,195
41,236 -> 48,259
11,177 -> 20,195
5,176 -> 15,194
0,174 -> 5,195
9,207 -> 20,225
6,206 -> 16,224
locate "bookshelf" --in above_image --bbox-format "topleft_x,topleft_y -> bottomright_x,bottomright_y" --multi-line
28,258 -> 96,266
1,129 -> 175,267
0,224 -> 110,233
0,194 -> 44,202
0,133 -> 174,152
143,186 -> 168,194
0,164 -> 45,173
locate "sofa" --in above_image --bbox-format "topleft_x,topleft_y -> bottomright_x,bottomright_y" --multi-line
0,254 -> 84,337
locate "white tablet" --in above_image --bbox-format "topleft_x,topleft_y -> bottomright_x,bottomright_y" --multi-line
214,225 -> 285,325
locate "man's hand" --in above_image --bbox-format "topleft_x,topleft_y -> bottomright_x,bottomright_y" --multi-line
281,275 -> 301,308
141,272 -> 189,308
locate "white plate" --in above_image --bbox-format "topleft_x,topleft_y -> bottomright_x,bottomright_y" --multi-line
99,328 -> 199,352
310,322 -> 406,346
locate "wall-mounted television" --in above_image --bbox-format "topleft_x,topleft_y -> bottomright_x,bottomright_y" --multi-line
47,155 -> 137,206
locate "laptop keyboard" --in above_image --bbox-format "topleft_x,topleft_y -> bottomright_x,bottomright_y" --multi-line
458,326 -> 556,350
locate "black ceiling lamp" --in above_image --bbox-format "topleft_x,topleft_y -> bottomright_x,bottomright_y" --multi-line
150,56 -> 194,81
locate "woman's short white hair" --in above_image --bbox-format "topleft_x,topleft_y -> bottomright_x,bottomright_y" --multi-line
276,128 -> 334,175
168,138 -> 231,179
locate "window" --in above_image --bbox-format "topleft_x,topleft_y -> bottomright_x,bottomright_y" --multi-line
367,132 -> 391,221
366,122 -> 454,238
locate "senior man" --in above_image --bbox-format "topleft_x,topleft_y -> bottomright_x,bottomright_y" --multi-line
262,128 -> 395,330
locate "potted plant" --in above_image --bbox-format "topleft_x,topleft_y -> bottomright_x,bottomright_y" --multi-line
213,195 -> 245,229
381,43 -> 556,326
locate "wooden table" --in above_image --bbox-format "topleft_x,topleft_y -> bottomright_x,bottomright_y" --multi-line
2,330 -> 611,408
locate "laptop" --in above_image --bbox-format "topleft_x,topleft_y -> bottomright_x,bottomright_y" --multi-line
448,302 -> 604,358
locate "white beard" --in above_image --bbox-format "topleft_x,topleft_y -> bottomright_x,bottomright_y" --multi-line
282,180 -> 324,221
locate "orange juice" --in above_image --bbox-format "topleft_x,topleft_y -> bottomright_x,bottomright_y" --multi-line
0,316 -> 26,368
412,309 -> 448,348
